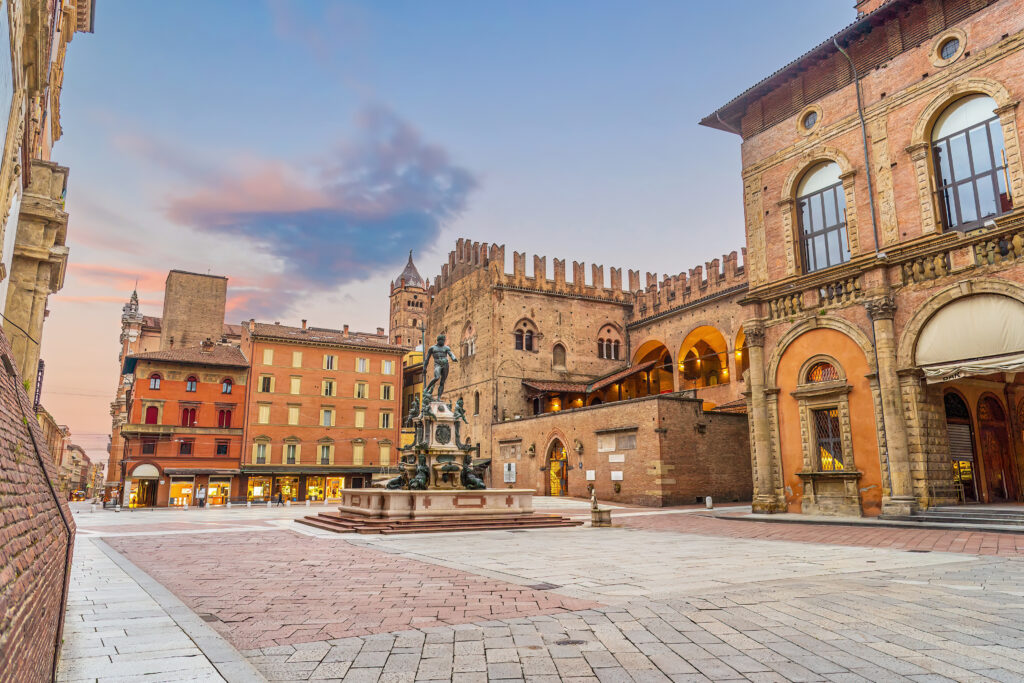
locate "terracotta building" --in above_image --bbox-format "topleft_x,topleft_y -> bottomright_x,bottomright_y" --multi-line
393,245 -> 753,505
239,320 -> 405,502
118,342 -> 248,508
702,0 -> 1024,515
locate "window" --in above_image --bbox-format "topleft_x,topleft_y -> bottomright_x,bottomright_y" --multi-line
932,95 -> 1011,231
288,405 -> 299,426
356,357 -> 368,373
474,391 -> 480,416
221,378 -> 232,394
379,411 -> 393,429
354,409 -> 365,428
813,408 -> 845,471
292,351 -> 302,368
382,360 -> 394,375
806,362 -> 840,383
515,330 -> 524,350
149,374 -> 161,390
290,376 -> 301,395
613,341 -> 620,360
939,37 -> 960,60
144,406 -> 159,425
259,375 -> 273,393
142,438 -> 156,455
321,408 -> 334,427
257,404 -> 271,424
215,442 -> 229,456
255,442 -> 267,464
379,443 -> 391,466
262,349 -> 273,365
797,162 -> 850,273
598,339 -> 605,359
185,376 -> 198,392
323,354 -> 336,370
181,408 -> 197,427
286,444 -> 297,465
179,439 -> 193,456
381,384 -> 393,401
323,380 -> 336,397
553,344 -> 566,370
320,444 -> 332,465
352,442 -> 364,466
525,331 -> 534,351
802,110 -> 818,130
355,382 -> 368,399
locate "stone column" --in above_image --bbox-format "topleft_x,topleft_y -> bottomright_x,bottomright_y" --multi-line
745,323 -> 781,512
866,296 -> 915,515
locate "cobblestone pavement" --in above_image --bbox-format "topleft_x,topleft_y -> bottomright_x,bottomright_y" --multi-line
60,501 -> 1024,681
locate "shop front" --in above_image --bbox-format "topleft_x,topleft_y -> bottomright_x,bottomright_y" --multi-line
325,476 -> 346,499
305,476 -> 325,501
248,476 -> 273,502
241,467 -> 375,501
125,463 -> 159,508
275,476 -> 300,502
208,476 -> 232,505
168,476 -> 194,507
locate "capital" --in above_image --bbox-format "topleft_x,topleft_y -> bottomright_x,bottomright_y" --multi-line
744,322 -> 766,348
865,295 -> 897,320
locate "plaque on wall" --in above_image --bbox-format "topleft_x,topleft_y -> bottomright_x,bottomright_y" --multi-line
610,471 -> 623,481
608,453 -> 625,463
585,470 -> 596,481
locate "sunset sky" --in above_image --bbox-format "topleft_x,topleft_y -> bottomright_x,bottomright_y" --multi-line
42,1 -> 852,463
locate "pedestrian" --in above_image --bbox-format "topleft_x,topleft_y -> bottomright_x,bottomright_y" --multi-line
275,491 -> 284,507
197,486 -> 206,508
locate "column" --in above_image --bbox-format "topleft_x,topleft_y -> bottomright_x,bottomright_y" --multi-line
866,296 -> 915,515
745,323 -> 783,512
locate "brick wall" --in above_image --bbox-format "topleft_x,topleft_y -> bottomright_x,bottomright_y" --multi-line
160,270 -> 228,350
0,328 -> 75,681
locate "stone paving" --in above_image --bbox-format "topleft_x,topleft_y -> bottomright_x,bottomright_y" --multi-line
56,500 -> 1024,682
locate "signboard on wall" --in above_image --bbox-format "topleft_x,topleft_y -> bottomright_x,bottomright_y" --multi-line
585,470 -> 596,481
503,462 -> 516,483
608,453 -> 625,463
610,471 -> 623,481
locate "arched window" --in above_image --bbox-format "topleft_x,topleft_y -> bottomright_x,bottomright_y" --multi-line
797,162 -> 849,273
806,361 -> 840,383
217,409 -> 232,428
186,376 -> 198,392
612,340 -> 620,360
144,406 -> 158,424
597,338 -> 605,359
524,330 -> 534,351
222,378 -> 233,394
149,374 -> 161,390
515,329 -> 524,350
553,344 -> 566,370
181,408 -> 197,427
932,94 -> 1011,230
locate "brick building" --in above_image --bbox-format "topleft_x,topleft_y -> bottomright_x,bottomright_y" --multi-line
392,245 -> 753,505
239,321 -> 405,501
702,0 -> 1024,515
119,343 -> 248,508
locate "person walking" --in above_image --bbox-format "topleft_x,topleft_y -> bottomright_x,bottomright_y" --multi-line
197,486 -> 207,508
275,490 -> 284,507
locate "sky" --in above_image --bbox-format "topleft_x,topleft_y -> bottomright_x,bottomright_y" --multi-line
40,1 -> 853,463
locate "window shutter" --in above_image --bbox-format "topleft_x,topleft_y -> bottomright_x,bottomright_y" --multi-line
270,377 -> 276,393
263,349 -> 273,365
948,424 -> 974,460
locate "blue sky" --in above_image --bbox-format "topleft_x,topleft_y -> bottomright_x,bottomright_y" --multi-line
42,1 -> 853,458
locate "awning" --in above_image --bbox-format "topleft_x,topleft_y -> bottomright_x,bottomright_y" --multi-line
916,294 -> 1024,383
162,469 -> 240,476
922,352 -> 1024,383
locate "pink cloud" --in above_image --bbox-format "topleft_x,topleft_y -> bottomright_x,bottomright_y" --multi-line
68,263 -> 167,292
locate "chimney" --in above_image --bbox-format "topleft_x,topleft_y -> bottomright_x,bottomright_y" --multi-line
301,319 -> 307,330
343,324 -> 350,338
376,327 -> 384,336
201,337 -> 214,351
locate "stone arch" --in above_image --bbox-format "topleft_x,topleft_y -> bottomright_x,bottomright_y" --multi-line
679,325 -> 731,388
909,78 -> 1015,147
797,354 -> 847,384
896,278 -> 1024,369
544,429 -> 571,497
632,338 -> 671,366
767,316 -> 876,385
130,463 -> 160,478
779,147 -> 860,273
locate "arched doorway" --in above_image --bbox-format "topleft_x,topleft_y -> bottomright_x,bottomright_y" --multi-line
944,392 -> 978,502
547,440 -> 569,496
679,326 -> 730,389
978,396 -> 1018,503
128,463 -> 159,508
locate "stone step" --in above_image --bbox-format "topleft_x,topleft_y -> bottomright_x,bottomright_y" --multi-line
297,512 -> 583,535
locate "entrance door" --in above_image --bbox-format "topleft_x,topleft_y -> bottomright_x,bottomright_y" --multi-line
548,442 -> 569,496
978,397 -> 1018,503
944,392 -> 978,502
130,479 -> 156,508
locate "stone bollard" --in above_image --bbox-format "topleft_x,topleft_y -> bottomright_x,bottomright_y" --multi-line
226,501 -> 231,508
246,501 -> 251,508
705,496 -> 713,510
184,503 -> 189,511
90,504 -> 96,513
305,500 -> 310,507
266,501 -> 271,509
286,500 -> 291,507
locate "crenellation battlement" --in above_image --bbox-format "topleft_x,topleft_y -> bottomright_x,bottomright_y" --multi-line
632,248 -> 747,318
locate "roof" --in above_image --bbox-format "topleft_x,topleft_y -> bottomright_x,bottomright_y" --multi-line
523,380 -> 589,394
138,316 -> 241,339
249,322 -> 405,353
521,360 -> 659,396
123,345 -> 249,374
700,0 -> 907,134
588,361 -> 657,393
394,250 -> 425,289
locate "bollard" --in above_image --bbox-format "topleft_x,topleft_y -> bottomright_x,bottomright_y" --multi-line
705,496 -> 713,510
246,501 -> 251,508
184,503 -> 189,511
226,501 -> 231,509
286,500 -> 291,507
90,504 -> 96,513
305,500 -> 310,507
266,501 -> 271,509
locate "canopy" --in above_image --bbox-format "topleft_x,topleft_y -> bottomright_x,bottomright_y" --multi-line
916,294 -> 1024,382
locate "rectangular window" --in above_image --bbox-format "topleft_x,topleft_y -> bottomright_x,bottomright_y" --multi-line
356,357 -> 368,373
259,375 -> 273,393
323,354 -> 336,370
379,443 -> 390,466
288,405 -> 300,426
323,380 -> 336,397
352,442 -> 364,466
355,382 -> 368,399
320,444 -> 331,465
290,376 -> 301,395
255,443 -> 267,464
322,409 -> 334,427
354,409 -> 365,429
142,439 -> 156,455
380,384 -> 393,401
215,442 -> 229,456
179,439 -> 193,456
813,408 -> 845,471
286,444 -> 297,465
379,412 -> 393,429
262,349 -> 273,365
382,360 -> 394,375
292,351 -> 302,368
257,404 -> 271,424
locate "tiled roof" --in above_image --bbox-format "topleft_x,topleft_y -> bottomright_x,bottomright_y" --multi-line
523,380 -> 589,394
250,322 -> 404,353
137,316 -> 242,339
521,361 -> 659,396
124,345 -> 249,372
588,361 -> 657,392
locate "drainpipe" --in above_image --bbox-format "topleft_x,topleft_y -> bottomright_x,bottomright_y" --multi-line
834,38 -> 895,495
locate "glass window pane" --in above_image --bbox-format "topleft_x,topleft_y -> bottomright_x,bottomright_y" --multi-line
969,125 -> 993,174
949,133 -> 971,180
975,177 -> 998,219
934,144 -> 953,186
956,182 -> 978,224
839,226 -> 851,261
989,120 -> 1007,162
810,194 -> 824,232
823,187 -> 838,226
813,235 -> 827,267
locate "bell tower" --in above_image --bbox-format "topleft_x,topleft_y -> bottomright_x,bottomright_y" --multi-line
389,250 -> 428,347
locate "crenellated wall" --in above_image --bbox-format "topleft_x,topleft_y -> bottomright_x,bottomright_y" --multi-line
632,249 -> 747,319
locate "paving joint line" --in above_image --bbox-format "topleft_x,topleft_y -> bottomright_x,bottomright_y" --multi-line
92,537 -> 267,683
